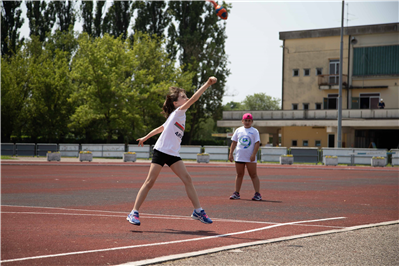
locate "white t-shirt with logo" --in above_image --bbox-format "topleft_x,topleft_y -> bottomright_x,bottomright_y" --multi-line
231,126 -> 260,163
154,107 -> 186,157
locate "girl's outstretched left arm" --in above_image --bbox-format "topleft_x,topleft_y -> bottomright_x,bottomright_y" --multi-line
136,126 -> 164,147
179,77 -> 217,111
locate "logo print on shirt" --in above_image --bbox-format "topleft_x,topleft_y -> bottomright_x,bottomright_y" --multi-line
174,122 -> 185,131
239,135 -> 251,149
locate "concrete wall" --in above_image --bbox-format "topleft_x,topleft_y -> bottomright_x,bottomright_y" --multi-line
282,35 -> 349,110
281,126 -> 329,148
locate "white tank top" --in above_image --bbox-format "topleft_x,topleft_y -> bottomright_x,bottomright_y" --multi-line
153,107 -> 186,157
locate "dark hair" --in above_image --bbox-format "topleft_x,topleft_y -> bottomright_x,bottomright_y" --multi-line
161,87 -> 186,118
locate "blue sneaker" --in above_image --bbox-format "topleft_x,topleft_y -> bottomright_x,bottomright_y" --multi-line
252,192 -> 262,201
191,209 -> 213,224
229,191 -> 240,200
127,210 -> 140,226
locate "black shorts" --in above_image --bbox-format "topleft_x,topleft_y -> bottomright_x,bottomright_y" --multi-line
152,149 -> 182,167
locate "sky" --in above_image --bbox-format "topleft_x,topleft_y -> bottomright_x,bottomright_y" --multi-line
18,1 -> 399,106
223,0 -> 398,105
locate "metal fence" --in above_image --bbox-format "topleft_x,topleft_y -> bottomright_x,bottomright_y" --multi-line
180,146 -> 202,160
128,145 -> 151,159
391,149 -> 399,166
290,147 -> 319,164
36,143 -> 58,157
321,148 -> 354,164
59,144 -> 80,157
1,143 -> 15,156
260,147 -> 287,162
1,143 -> 396,166
204,146 -> 229,161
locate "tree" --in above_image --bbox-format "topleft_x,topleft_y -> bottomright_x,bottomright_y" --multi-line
52,0 -> 76,32
26,0 -> 56,42
1,0 -> 24,57
1,53 -> 30,141
93,0 -> 106,38
168,1 -> 231,144
133,0 -> 171,38
223,101 -> 245,111
69,32 -> 192,143
22,36 -> 75,142
242,93 -> 281,110
80,0 -> 93,36
103,0 -> 132,39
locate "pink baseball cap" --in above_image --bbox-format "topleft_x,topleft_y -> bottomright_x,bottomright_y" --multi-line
242,113 -> 253,120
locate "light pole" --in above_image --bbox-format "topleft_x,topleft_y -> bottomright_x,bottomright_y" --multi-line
337,0 -> 344,148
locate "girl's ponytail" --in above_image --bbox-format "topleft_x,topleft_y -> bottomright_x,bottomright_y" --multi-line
161,87 -> 186,118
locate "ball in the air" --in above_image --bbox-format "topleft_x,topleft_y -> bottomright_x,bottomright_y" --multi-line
215,5 -> 228,20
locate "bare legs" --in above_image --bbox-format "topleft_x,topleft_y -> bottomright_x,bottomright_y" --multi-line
170,160 -> 201,209
133,163 -> 163,211
133,161 -> 201,211
234,162 -> 260,193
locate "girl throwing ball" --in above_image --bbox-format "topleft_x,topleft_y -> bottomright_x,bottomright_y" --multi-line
127,77 -> 217,226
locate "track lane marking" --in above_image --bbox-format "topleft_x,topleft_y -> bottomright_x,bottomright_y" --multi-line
1,205 -> 346,228
1,210 -> 346,229
1,216 -> 345,263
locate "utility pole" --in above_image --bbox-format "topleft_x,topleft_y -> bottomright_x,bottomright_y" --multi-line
337,0 -> 344,148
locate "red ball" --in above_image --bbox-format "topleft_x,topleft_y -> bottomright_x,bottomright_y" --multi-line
215,5 -> 228,20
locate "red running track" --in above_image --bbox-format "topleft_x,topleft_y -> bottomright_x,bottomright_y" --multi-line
1,162 -> 398,265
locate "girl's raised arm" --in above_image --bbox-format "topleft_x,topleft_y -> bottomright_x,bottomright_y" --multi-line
179,77 -> 217,111
136,125 -> 164,147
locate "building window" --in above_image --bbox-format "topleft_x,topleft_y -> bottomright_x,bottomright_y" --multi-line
303,103 -> 309,110
360,93 -> 380,109
303,140 -> 309,147
292,104 -> 298,110
292,140 -> 297,146
293,69 -> 299,77
316,68 -> 323,75
329,60 -> 340,84
315,140 -> 321,147
304,69 -> 310,76
323,94 -> 338,109
315,103 -> 322,109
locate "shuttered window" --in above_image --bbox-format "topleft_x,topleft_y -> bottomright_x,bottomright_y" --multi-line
353,45 -> 399,76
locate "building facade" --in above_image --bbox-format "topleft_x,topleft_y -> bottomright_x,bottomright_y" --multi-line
218,23 -> 399,149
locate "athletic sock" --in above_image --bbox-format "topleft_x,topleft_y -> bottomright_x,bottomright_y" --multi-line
132,209 -> 138,214
195,208 -> 203,213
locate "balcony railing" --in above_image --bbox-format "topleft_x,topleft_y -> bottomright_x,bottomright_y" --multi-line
222,109 -> 399,120
318,74 -> 348,88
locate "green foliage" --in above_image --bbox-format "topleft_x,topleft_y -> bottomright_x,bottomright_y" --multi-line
80,1 -> 93,36
168,1 -> 231,143
93,1 -> 105,38
133,0 -> 171,38
22,39 -> 74,142
243,93 -> 281,110
69,32 -> 193,143
52,0 -> 76,32
223,101 -> 245,111
1,54 -> 29,141
102,1 -> 132,39
26,0 -> 56,42
1,0 -> 25,57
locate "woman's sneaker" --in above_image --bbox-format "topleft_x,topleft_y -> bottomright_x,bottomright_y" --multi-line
252,192 -> 262,201
127,210 -> 140,226
191,210 -> 213,224
229,191 -> 240,200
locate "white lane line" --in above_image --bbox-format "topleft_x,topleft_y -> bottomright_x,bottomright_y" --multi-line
1,205 -> 346,228
122,220 -> 399,266
0,216 -> 345,263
